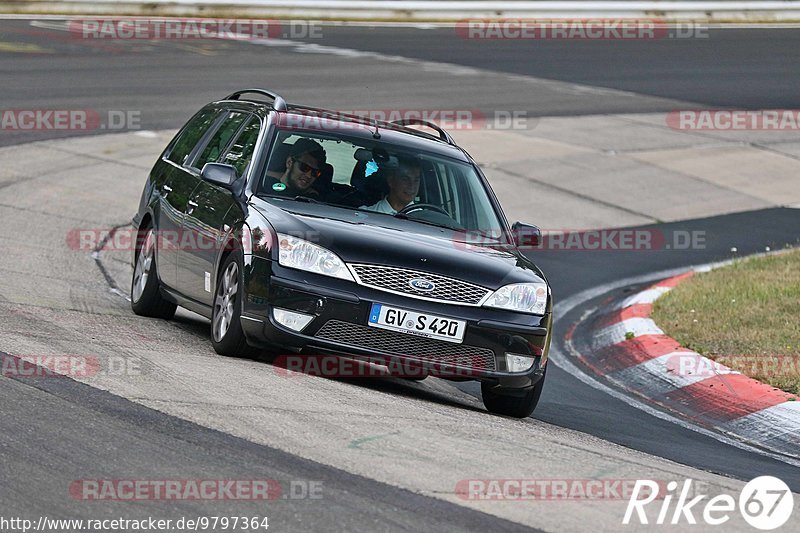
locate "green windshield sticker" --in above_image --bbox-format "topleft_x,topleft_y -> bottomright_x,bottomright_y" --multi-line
272,182 -> 287,191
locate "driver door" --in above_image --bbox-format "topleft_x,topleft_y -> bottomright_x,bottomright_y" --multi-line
178,113 -> 261,304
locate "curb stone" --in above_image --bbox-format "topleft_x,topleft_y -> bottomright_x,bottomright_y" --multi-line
583,270 -> 799,459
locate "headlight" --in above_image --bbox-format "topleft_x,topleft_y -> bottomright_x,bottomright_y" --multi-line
277,233 -> 354,282
483,282 -> 548,315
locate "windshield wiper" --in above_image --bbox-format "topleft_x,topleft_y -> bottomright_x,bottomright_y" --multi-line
291,195 -> 322,204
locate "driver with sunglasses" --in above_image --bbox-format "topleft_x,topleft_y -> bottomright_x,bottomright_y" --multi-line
265,138 -> 327,197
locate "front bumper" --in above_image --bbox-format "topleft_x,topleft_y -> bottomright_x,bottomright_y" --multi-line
240,256 -> 551,390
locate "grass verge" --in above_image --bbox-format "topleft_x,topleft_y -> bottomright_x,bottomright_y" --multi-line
652,249 -> 800,395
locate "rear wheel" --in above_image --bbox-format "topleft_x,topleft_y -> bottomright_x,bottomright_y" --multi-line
481,368 -> 547,418
211,251 -> 250,357
131,226 -> 177,319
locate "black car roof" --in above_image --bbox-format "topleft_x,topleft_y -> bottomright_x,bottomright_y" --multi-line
210,89 -> 472,163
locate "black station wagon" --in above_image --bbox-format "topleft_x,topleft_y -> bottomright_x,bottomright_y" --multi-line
131,89 -> 552,417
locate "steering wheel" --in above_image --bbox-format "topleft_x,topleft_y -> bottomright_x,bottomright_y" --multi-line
398,203 -> 450,217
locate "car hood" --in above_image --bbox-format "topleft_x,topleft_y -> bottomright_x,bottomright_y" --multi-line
250,197 -> 547,290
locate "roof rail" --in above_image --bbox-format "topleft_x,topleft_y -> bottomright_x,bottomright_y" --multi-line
224,89 -> 287,111
289,104 -> 378,128
389,118 -> 456,146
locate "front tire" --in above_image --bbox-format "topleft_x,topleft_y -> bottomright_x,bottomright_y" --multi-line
481,368 -> 547,418
211,251 -> 250,357
131,226 -> 177,319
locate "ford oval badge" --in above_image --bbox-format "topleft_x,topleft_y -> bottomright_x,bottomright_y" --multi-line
409,278 -> 435,292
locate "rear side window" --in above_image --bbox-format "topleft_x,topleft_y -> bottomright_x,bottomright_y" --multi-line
167,109 -> 220,166
221,117 -> 261,177
192,112 -> 248,171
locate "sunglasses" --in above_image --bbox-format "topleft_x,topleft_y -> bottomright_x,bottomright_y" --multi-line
293,158 -> 322,179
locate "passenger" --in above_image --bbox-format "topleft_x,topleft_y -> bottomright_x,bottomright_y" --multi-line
361,157 -> 422,214
265,138 -> 326,197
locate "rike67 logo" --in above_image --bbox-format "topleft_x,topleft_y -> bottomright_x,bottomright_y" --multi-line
624,477 -> 794,530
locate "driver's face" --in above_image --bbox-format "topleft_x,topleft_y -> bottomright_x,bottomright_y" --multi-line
388,166 -> 421,206
286,153 -> 321,191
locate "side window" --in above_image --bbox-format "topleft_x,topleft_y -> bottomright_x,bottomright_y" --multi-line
167,109 -> 220,166
191,112 -> 248,171
221,117 -> 261,177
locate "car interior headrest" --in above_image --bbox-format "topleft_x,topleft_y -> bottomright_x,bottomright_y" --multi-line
267,142 -> 293,172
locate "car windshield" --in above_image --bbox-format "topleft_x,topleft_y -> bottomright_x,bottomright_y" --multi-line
257,129 -> 506,236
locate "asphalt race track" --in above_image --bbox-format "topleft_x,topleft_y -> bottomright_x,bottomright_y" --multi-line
5,21 -> 800,144
1,19 -> 799,531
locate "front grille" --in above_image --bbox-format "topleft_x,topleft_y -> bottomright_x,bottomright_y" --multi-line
315,320 -> 496,371
349,264 -> 491,305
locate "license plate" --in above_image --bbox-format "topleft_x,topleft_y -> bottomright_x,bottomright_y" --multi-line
367,303 -> 466,344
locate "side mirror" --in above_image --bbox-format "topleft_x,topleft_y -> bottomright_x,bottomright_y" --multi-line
511,222 -> 541,249
200,163 -> 237,189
